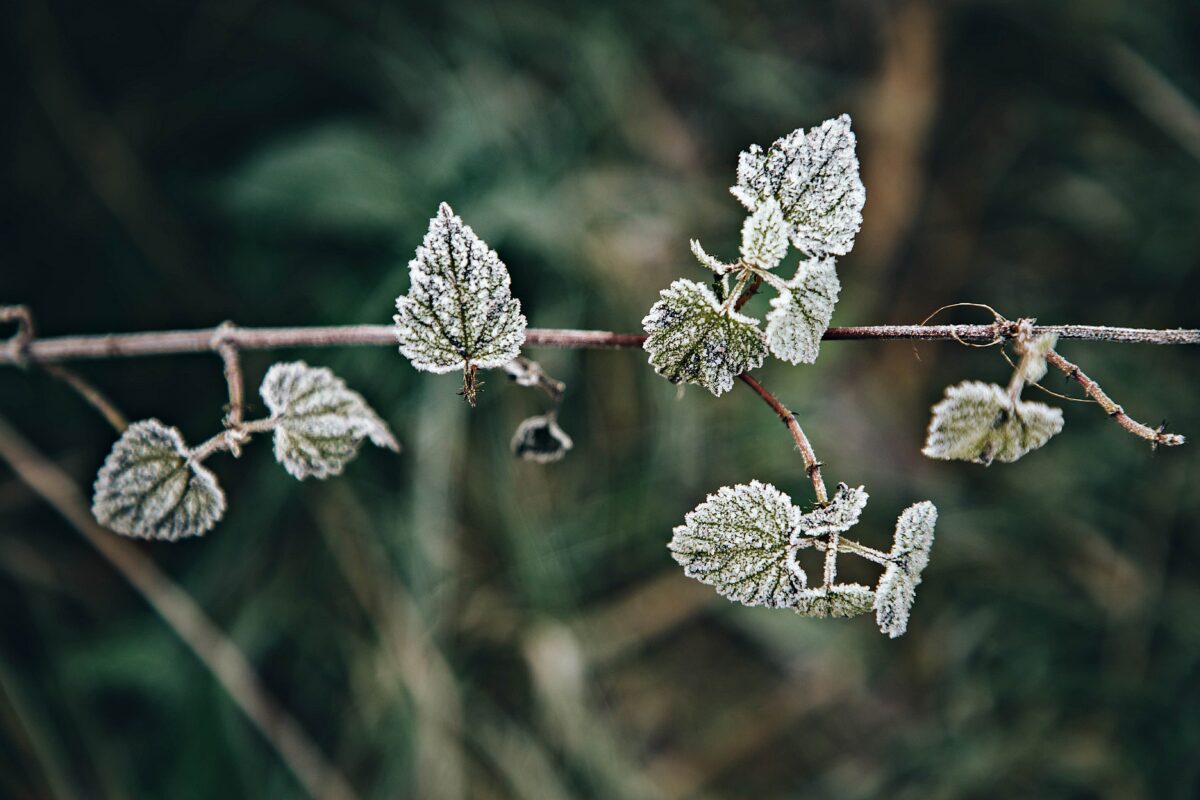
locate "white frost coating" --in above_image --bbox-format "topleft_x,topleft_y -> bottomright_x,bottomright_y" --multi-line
923,380 -> 1064,465
792,483 -> 868,540
765,258 -> 841,365
642,278 -> 767,397
730,115 -> 866,257
791,584 -> 876,619
394,202 -> 527,373
668,481 -> 809,608
261,361 -> 400,480
739,197 -> 789,271
511,414 -> 573,464
874,501 -> 938,638
1019,332 -> 1060,384
92,419 -> 225,541
689,238 -> 735,274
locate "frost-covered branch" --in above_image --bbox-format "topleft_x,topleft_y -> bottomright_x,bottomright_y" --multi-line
2,321 -> 1196,366
737,373 -> 828,506
1044,348 -> 1185,448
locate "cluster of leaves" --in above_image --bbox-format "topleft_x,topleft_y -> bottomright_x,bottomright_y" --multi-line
668,481 -> 937,638
923,330 -> 1064,465
642,115 -> 863,395
92,362 -> 398,540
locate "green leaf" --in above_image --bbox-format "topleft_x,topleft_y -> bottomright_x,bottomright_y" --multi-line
394,202 -> 527,376
765,257 -> 841,365
668,481 -> 808,608
739,197 -> 789,270
261,361 -> 400,480
923,381 -> 1064,465
92,420 -> 225,541
791,584 -> 876,618
642,278 -> 766,396
874,501 -> 938,638
731,115 -> 866,257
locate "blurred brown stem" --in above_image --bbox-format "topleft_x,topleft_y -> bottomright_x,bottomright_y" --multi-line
0,414 -> 359,800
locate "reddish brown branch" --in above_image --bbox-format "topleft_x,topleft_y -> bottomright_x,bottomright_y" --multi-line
1044,349 -> 1185,448
2,322 -> 1195,366
737,373 -> 829,506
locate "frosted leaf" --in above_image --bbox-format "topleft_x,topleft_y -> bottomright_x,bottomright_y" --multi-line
261,361 -> 400,480
731,115 -> 866,257
1018,332 -> 1060,384
923,381 -> 1064,465
874,501 -> 938,638
511,414 -> 573,464
792,483 -> 868,540
642,278 -> 767,396
394,203 -> 527,377
689,239 -> 735,275
791,584 -> 876,618
739,198 -> 789,271
765,258 -> 841,365
668,481 -> 808,608
92,419 -> 225,541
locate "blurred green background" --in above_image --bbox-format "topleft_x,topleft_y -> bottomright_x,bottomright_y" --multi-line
3,1 -> 1200,797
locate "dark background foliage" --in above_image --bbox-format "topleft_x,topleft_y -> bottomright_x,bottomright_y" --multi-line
2,1 -> 1199,797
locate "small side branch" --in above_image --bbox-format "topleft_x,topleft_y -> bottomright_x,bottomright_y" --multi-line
213,323 -> 245,429
1045,349 -> 1185,448
737,373 -> 829,506
41,364 -> 128,433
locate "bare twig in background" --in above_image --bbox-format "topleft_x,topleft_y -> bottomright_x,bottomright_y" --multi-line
1045,349 -> 1185,448
0,415 -> 359,800
1107,42 -> 1200,165
40,365 -> 129,433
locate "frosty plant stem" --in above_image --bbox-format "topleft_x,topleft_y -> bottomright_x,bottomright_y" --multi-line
737,372 -> 828,506
2,114 -> 1198,640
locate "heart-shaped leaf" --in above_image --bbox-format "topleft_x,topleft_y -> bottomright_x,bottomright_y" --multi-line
642,278 -> 766,396
261,361 -> 399,480
92,420 -> 225,541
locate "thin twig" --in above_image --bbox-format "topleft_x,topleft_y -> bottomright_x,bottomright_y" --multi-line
213,323 -> 244,429
0,414 -> 358,800
1,322 -> 1196,366
1044,349 -> 1185,448
732,273 -> 763,312
737,373 -> 828,506
41,364 -> 129,432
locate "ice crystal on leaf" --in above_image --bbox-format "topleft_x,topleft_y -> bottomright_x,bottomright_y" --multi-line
668,481 -> 809,608
765,258 -> 841,365
792,584 -> 876,619
923,380 -> 1064,465
92,419 -> 225,541
1018,332 -> 1060,384
793,483 -> 868,539
642,278 -> 767,396
689,239 -> 735,275
511,414 -> 573,464
261,361 -> 399,480
739,197 -> 789,271
731,115 -> 866,257
394,203 -> 527,381
874,501 -> 938,638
